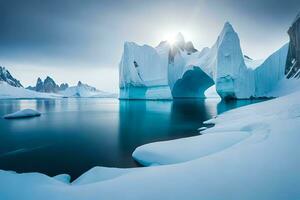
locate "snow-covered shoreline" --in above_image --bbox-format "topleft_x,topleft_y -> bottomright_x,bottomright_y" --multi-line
1,87 -> 300,199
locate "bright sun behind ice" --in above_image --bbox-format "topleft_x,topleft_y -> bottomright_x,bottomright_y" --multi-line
162,30 -> 193,45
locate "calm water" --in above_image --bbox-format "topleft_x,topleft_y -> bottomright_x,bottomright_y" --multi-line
0,98 -> 265,179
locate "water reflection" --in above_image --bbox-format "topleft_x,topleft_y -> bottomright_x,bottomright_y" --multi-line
0,98 -> 266,179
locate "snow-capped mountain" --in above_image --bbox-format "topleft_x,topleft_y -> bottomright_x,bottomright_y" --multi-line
28,76 -> 69,93
0,66 -> 23,87
119,22 -> 289,99
285,11 -> 300,78
60,81 -> 115,98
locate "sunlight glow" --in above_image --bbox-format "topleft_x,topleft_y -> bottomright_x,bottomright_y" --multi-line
161,29 -> 194,45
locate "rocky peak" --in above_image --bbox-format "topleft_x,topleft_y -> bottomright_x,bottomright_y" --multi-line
0,66 -> 23,87
285,12 -> 300,78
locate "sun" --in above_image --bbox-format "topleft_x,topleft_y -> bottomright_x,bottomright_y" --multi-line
161,30 -> 193,45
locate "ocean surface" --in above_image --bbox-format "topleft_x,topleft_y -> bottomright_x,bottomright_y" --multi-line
0,98 -> 265,179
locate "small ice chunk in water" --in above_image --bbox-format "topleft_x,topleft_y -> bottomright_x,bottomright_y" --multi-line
3,109 -> 41,119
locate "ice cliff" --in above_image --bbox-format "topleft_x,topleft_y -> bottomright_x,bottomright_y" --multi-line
119,22 -> 289,99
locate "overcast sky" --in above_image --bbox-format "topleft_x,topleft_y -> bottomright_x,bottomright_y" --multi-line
0,0 -> 299,92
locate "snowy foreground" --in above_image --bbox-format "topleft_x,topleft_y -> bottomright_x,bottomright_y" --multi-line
1,86 -> 300,199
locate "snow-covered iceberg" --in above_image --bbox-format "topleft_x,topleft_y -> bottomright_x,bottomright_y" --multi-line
3,109 -> 41,119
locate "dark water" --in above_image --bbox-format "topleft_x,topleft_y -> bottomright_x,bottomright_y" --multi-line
0,98 -> 265,179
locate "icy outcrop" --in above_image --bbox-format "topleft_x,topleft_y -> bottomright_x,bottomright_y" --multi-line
212,22 -> 254,98
285,12 -> 300,78
254,44 -> 289,96
194,22 -> 288,99
3,109 -> 41,119
60,81 -> 115,98
119,22 -> 289,99
119,41 -> 171,99
0,66 -> 23,87
119,32 -> 215,99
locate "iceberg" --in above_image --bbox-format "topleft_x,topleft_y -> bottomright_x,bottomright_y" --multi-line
119,23 -> 289,100
119,41 -> 171,99
3,109 -> 41,119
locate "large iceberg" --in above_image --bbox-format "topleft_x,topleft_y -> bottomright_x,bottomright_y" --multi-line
119,22 -> 289,99
119,41 -> 171,99
193,22 -> 288,99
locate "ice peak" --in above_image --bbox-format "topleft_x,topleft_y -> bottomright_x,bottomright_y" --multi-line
77,81 -> 82,86
222,22 -> 235,33
175,32 -> 184,42
174,32 -> 185,49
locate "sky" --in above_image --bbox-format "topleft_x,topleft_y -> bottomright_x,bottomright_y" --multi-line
0,0 -> 299,92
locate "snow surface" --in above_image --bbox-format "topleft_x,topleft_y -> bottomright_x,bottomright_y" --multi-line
60,82 -> 116,98
0,81 -> 61,99
3,109 -> 41,119
1,87 -> 300,199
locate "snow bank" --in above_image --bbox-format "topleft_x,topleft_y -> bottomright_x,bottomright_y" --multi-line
0,81 -> 61,99
133,132 -> 250,166
3,109 -> 41,119
1,88 -> 300,199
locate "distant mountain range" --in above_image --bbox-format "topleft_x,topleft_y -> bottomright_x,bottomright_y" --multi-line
0,66 -> 116,99
27,76 -> 69,93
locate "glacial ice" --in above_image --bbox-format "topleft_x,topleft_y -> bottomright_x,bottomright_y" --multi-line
119,22 -> 289,99
3,109 -> 41,119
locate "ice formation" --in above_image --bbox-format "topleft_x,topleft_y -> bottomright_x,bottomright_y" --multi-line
119,22 -> 289,99
3,109 -> 41,119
